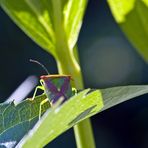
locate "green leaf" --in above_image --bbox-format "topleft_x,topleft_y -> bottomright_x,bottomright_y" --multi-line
17,89 -> 103,148
0,95 -> 50,147
1,85 -> 148,147
0,0 -> 56,56
107,0 -> 148,61
101,85 -> 148,111
63,0 -> 87,50
17,85 -> 148,147
0,0 -> 87,56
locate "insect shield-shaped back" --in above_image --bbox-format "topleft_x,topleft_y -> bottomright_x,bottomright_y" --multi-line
40,75 -> 73,105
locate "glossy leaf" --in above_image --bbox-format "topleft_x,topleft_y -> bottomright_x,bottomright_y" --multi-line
0,0 -> 87,56
17,89 -> 103,148
0,95 -> 50,148
63,0 -> 87,50
0,0 -> 56,56
1,85 -> 148,147
108,0 -> 148,61
101,85 -> 148,111
17,85 -> 148,148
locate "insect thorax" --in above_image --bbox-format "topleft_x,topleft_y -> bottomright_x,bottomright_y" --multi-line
41,76 -> 72,104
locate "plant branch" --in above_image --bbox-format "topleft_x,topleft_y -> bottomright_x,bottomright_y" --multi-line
51,0 -> 96,148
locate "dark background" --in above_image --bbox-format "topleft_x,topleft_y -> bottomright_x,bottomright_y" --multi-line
1,0 -> 148,148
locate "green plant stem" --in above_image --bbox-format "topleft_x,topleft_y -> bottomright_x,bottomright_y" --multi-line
57,58 -> 95,148
74,119 -> 95,148
51,0 -> 95,147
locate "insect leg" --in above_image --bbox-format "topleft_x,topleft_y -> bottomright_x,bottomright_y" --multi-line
72,87 -> 77,95
32,79 -> 45,100
32,86 -> 44,100
39,98 -> 49,120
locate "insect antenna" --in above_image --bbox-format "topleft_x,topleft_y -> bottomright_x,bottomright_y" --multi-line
30,59 -> 50,75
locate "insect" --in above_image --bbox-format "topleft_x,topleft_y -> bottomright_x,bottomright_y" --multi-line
30,59 -> 75,118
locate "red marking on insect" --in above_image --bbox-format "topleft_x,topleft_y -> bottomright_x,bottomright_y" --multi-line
40,74 -> 72,80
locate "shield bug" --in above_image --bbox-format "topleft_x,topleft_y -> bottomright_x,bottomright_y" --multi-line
30,59 -> 75,117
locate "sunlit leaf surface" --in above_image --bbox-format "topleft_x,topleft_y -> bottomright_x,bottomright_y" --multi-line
101,85 -> 148,111
17,89 -> 103,148
0,85 -> 148,147
108,0 -> 148,61
17,85 -> 148,148
0,0 -> 87,56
